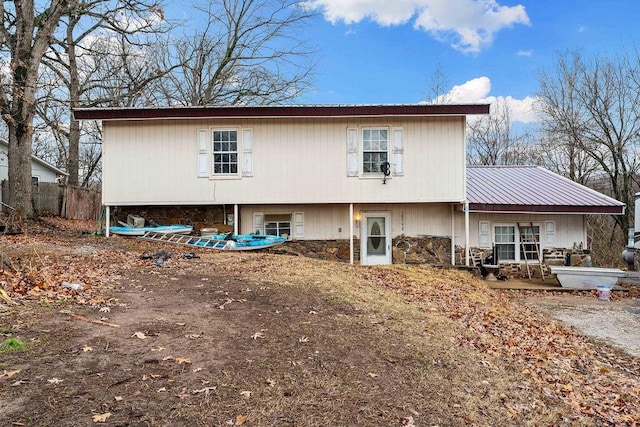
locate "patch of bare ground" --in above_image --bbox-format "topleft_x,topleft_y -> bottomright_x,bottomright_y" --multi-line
0,218 -> 638,426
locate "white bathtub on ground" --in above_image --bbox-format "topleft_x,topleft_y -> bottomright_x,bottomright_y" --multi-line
548,266 -> 626,289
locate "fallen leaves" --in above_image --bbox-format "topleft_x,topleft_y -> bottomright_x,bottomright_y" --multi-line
355,265 -> 640,425
0,369 -> 20,378
92,412 -> 112,423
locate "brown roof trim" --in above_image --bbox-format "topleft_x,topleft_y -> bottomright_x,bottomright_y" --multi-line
73,104 -> 490,121
468,203 -> 625,215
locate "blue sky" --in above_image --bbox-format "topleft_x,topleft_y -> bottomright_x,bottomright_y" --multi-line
295,0 -> 640,123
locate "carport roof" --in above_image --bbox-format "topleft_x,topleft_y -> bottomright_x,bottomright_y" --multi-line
466,166 -> 625,214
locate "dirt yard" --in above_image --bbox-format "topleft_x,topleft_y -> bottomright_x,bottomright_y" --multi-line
1,219 -> 639,426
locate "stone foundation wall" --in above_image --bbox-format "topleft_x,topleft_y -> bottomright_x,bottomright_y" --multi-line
277,235 -> 452,265
278,239 -> 357,262
112,206 -> 228,233
460,246 -> 592,279
392,235 -> 452,265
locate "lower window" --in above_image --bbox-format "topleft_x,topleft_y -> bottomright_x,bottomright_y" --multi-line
264,214 -> 291,239
494,225 -> 515,261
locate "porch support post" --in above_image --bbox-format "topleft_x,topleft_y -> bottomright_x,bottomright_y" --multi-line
105,205 -> 110,237
464,201 -> 470,267
234,204 -> 239,235
450,204 -> 455,265
349,203 -> 354,264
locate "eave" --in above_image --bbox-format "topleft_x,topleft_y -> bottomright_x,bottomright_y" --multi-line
468,203 -> 625,215
73,104 -> 490,121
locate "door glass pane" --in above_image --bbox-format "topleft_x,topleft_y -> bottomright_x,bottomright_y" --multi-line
367,217 -> 386,256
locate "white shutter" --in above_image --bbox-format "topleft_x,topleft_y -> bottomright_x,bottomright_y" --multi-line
479,221 -> 490,248
346,127 -> 359,176
253,212 -> 264,234
197,129 -> 209,177
545,221 -> 556,246
242,129 -> 253,177
293,211 -> 304,239
392,127 -> 404,176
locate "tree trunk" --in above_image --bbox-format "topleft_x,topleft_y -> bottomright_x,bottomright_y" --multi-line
6,120 -> 34,217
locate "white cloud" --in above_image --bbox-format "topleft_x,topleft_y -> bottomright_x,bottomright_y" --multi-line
517,49 -> 532,57
304,0 -> 530,53
435,76 -> 538,123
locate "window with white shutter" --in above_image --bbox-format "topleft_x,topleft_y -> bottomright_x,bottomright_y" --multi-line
545,221 -> 556,246
253,212 -> 264,234
242,129 -> 253,177
392,128 -> 404,176
346,128 -> 359,176
479,221 -> 491,248
197,129 -> 209,177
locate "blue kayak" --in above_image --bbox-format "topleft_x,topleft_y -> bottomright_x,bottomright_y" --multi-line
188,233 -> 286,251
108,224 -> 193,236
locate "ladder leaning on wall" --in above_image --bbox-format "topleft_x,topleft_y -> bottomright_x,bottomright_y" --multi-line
517,222 -> 545,281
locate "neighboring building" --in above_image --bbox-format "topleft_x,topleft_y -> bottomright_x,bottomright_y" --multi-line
73,105 -> 624,269
0,140 -> 67,184
0,139 -> 68,205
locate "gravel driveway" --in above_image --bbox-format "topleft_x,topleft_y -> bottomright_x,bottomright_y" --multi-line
526,294 -> 640,357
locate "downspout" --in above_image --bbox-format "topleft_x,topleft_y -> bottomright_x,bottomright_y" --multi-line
105,205 -> 110,237
464,201 -> 470,267
349,203 -> 354,264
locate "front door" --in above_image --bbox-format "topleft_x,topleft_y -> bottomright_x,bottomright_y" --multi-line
360,212 -> 392,265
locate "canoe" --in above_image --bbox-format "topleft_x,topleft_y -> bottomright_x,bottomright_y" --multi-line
548,265 -> 625,289
138,231 -> 286,251
108,224 -> 193,236
188,233 -> 286,251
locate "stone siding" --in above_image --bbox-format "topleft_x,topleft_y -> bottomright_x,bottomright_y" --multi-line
112,205 -> 228,233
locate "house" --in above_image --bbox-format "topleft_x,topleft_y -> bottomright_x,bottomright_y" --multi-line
73,105 -> 624,270
0,139 -> 68,207
0,139 -> 68,184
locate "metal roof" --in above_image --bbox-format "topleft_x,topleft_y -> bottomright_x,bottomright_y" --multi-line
73,103 -> 490,121
466,166 -> 625,214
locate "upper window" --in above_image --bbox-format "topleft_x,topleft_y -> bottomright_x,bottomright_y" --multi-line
213,130 -> 238,175
362,129 -> 388,174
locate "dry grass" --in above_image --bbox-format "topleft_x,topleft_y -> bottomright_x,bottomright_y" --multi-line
0,220 -> 638,426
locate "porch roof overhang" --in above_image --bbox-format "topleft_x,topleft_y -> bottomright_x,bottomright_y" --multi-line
73,103 -> 490,121
466,166 -> 626,216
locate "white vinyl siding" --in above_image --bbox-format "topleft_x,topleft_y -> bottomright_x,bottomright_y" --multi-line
102,116 -> 465,205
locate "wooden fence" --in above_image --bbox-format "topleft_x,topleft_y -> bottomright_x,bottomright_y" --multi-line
63,186 -> 102,220
1,181 -> 101,220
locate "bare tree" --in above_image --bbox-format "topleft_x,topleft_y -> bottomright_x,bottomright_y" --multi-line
466,99 -> 532,165
423,64 -> 453,104
0,1 -> 70,217
536,50 -> 640,236
38,0 -> 168,186
156,0 -> 316,106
